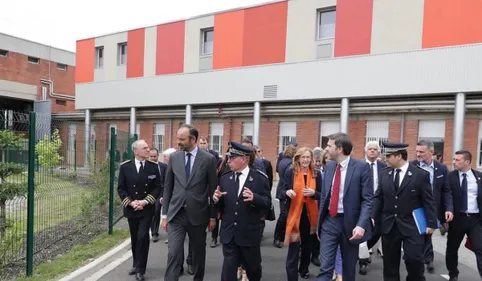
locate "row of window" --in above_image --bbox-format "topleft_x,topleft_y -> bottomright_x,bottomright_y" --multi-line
93,8 -> 336,69
0,49 -> 68,70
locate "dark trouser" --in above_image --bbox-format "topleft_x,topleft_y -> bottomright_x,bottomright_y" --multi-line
359,234 -> 381,265
286,207 -> 311,281
128,215 -> 152,275
311,234 -> 320,260
423,233 -> 434,264
164,209 -> 208,281
317,215 -> 359,281
185,239 -> 193,266
382,224 -> 425,281
274,200 -> 289,241
212,218 -> 220,240
221,239 -> 262,281
446,214 -> 482,279
151,199 -> 162,235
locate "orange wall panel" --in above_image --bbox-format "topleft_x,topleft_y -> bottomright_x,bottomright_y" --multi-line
213,10 -> 245,69
423,0 -> 482,48
156,21 -> 185,75
242,1 -> 288,66
127,28 -> 145,78
334,0 -> 374,57
75,39 -> 95,83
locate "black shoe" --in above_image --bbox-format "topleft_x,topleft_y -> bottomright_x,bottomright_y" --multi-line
210,238 -> 218,248
449,277 -> 458,281
128,268 -> 136,275
152,234 -> 159,243
188,264 -> 194,275
135,273 -> 144,281
311,257 -> 321,266
273,240 -> 283,248
359,264 -> 368,275
300,272 -> 310,279
180,267 -> 184,275
426,261 -> 435,273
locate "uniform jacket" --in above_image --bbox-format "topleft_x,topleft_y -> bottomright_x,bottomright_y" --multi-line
216,168 -> 271,247
446,168 -> 482,221
117,159 -> 162,218
373,164 -> 438,236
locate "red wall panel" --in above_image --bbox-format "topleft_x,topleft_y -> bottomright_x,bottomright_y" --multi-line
423,0 -> 482,48
127,28 -> 145,78
213,10 -> 245,69
156,21 -> 185,75
75,39 -> 95,83
242,1 -> 288,66
334,0 -> 374,57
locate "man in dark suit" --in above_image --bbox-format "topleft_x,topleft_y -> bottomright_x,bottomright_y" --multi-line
213,141 -> 271,281
149,148 -> 168,243
410,140 -> 454,273
445,150 -> 482,281
117,139 -> 162,281
358,141 -> 387,275
373,142 -> 437,281
316,132 -> 373,281
161,124 -> 218,281
254,145 -> 274,189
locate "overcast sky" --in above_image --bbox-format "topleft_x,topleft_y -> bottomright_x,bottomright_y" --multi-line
0,0 -> 271,52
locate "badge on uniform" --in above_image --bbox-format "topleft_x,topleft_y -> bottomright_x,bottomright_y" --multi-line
148,175 -> 156,179
249,176 -> 253,182
407,171 -> 412,176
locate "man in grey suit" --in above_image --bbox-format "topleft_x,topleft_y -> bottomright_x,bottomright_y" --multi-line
162,124 -> 218,281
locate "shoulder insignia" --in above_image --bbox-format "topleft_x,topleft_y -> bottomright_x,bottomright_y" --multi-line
120,160 -> 131,165
256,169 -> 268,178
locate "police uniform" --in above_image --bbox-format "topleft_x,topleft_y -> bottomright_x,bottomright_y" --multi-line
117,158 -> 161,280
372,142 -> 437,281
216,142 -> 272,281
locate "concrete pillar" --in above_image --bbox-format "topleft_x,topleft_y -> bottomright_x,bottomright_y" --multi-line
340,98 -> 349,133
453,93 -> 466,155
130,107 -> 136,136
253,102 -> 261,146
185,105 -> 192,124
84,109 -> 90,168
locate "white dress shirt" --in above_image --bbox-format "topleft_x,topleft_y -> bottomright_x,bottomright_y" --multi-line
185,146 -> 198,172
236,166 -> 250,197
366,159 -> 378,192
332,156 -> 350,214
459,170 -> 480,213
135,158 -> 145,173
393,162 -> 409,186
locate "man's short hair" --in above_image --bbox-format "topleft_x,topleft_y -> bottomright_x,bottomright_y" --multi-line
150,147 -> 159,153
365,141 -> 380,152
180,124 -> 199,142
327,132 -> 353,156
199,136 -> 208,142
455,150 -> 472,163
162,148 -> 176,156
131,139 -> 146,151
417,140 -> 435,151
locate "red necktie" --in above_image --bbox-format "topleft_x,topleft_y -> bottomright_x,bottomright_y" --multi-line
329,164 -> 342,217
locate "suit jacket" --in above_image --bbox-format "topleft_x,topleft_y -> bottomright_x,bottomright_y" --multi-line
410,160 -> 453,222
262,159 -> 274,190
117,159 -> 162,218
216,168 -> 271,247
279,167 -> 322,202
157,162 -> 168,198
373,164 -> 438,236
318,158 -> 373,244
447,169 -> 482,221
162,149 -> 218,226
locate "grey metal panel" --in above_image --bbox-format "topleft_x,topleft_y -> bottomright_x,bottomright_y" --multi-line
75,44 -> 482,110
0,79 -> 37,101
117,65 -> 127,80
199,56 -> 213,71
94,68 -> 104,82
33,100 -> 52,142
0,32 -> 75,66
316,42 -> 333,59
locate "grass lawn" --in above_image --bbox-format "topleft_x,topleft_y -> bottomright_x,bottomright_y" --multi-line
14,229 -> 130,281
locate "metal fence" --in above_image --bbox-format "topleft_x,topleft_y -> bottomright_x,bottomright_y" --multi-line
0,111 -> 131,279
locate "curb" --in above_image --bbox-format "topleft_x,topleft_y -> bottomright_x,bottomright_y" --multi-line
57,237 -> 132,281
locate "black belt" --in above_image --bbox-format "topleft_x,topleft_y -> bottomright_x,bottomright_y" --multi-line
460,212 -> 479,217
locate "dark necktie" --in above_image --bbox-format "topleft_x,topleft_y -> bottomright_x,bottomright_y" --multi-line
394,168 -> 401,192
370,162 -> 375,176
185,153 -> 192,180
461,173 -> 468,212
139,161 -> 144,174
329,164 -> 342,217
235,172 -> 242,196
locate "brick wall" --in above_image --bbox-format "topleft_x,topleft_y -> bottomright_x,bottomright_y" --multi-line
404,120 -> 419,162
297,121 -> 320,148
0,51 -> 75,112
348,120 -> 366,160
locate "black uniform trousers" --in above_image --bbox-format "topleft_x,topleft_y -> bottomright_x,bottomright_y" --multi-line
423,233 -> 434,264
151,199 -> 162,235
212,218 -> 220,240
274,200 -> 289,242
446,214 -> 482,279
286,206 -> 312,281
221,239 -> 262,281
382,224 -> 425,281
128,215 -> 153,275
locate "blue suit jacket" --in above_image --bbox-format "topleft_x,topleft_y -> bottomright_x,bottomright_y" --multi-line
318,158 -> 373,244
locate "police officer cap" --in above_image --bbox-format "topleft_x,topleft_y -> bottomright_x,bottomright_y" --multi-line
382,142 -> 409,155
227,141 -> 252,157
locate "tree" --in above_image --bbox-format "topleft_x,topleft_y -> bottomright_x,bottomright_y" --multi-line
36,129 -> 63,174
0,130 -> 24,163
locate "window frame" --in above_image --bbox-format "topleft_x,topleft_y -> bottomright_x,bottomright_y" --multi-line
57,63 -> 67,71
27,56 -> 40,64
209,122 -> 224,154
95,46 -> 104,69
201,28 -> 214,56
0,49 -> 8,57
117,42 -> 127,65
279,122 -> 297,154
316,8 -> 336,40
153,123 -> 166,152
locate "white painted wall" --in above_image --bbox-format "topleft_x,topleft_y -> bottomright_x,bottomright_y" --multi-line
370,0 -> 424,54
143,26 -> 157,77
0,79 -> 37,101
94,32 -> 127,82
184,15 -> 214,73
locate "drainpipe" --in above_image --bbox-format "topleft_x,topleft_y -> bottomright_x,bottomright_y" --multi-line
40,79 -> 75,101
400,113 -> 405,142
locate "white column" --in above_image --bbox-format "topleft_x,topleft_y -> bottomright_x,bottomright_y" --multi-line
84,109 -> 90,168
340,98 -> 349,133
185,105 -> 192,124
130,107 -> 136,136
253,102 -> 261,145
453,93 -> 466,155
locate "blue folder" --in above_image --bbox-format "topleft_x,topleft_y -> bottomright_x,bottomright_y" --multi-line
412,207 -> 440,235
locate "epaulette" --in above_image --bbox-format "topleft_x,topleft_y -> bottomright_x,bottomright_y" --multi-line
147,160 -> 157,164
120,160 -> 131,165
221,170 -> 232,177
256,169 -> 268,178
